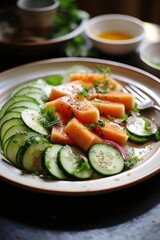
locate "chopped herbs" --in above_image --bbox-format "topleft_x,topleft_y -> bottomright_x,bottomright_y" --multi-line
86,119 -> 105,130
144,119 -> 152,130
74,157 -> 91,173
39,106 -> 60,128
93,65 -> 112,93
124,156 -> 139,170
77,85 -> 91,98
94,79 -> 109,93
133,103 -> 141,116
98,64 -> 111,75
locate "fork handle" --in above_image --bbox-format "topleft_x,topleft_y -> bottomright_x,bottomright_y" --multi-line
153,104 -> 160,112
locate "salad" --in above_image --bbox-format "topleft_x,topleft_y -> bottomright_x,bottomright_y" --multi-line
0,65 -> 159,180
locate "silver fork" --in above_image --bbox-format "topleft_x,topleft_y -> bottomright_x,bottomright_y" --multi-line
123,85 -> 160,112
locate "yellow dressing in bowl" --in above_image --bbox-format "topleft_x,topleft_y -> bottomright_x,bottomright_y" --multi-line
98,31 -> 133,41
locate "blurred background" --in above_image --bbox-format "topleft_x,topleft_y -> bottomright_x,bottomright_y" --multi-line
77,0 -> 160,24
0,0 -> 160,24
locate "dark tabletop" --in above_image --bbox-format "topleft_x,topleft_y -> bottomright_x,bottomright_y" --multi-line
0,21 -> 160,240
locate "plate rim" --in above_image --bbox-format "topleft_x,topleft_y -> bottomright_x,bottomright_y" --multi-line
0,7 -> 89,47
0,57 -> 160,196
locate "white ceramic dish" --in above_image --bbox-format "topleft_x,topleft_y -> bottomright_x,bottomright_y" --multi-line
140,41 -> 160,78
0,57 -> 160,195
84,14 -> 145,55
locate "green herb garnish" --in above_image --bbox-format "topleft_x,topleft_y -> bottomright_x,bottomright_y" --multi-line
98,65 -> 111,75
144,119 -> 151,130
77,85 -> 91,98
74,157 -> 91,173
133,103 -> 141,116
124,156 -> 139,170
45,75 -> 63,86
94,79 -> 109,93
39,106 -> 60,128
93,65 -> 112,93
86,119 -> 105,130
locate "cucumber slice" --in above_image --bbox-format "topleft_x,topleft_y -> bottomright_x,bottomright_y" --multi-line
58,145 -> 93,179
13,86 -> 48,104
126,116 -> 157,143
5,131 -> 39,166
11,82 -> 41,96
0,118 -> 25,141
13,86 -> 42,96
5,106 -> 28,113
0,96 -> 39,118
44,144 -> 67,179
5,100 -> 40,113
0,111 -> 21,128
21,109 -> 49,135
16,146 -> 24,168
20,136 -> 50,173
2,125 -> 29,147
88,143 -> 124,176
23,92 -> 47,105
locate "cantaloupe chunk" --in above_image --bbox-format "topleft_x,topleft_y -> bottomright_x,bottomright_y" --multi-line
45,95 -> 100,124
70,73 -> 123,91
96,92 -> 135,111
50,125 -> 74,145
65,118 -> 102,151
92,100 -> 125,118
49,80 -> 82,101
49,80 -> 96,101
93,120 -> 128,146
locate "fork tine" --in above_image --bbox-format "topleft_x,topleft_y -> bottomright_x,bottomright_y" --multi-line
127,85 -> 151,101
123,85 -> 160,111
124,86 -> 145,103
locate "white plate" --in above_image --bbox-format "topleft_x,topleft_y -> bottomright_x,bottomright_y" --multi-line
0,57 -> 160,195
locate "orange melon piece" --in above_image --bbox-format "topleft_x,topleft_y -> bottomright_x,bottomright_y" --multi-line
65,118 -> 102,151
70,73 -> 123,91
93,120 -> 128,146
45,95 -> 100,124
92,100 -> 125,118
49,80 -> 96,101
50,125 -> 74,145
49,80 -> 83,101
96,92 -> 135,111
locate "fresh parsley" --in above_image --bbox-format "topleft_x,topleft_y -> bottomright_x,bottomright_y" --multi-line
98,64 -> 111,75
94,79 -> 109,93
93,65 -> 112,93
39,106 -> 60,128
77,85 -> 91,98
124,156 -> 139,170
74,157 -> 91,173
133,103 -> 141,116
86,119 -> 105,130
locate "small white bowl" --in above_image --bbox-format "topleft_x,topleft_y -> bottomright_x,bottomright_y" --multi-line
84,14 -> 145,55
140,41 -> 160,77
